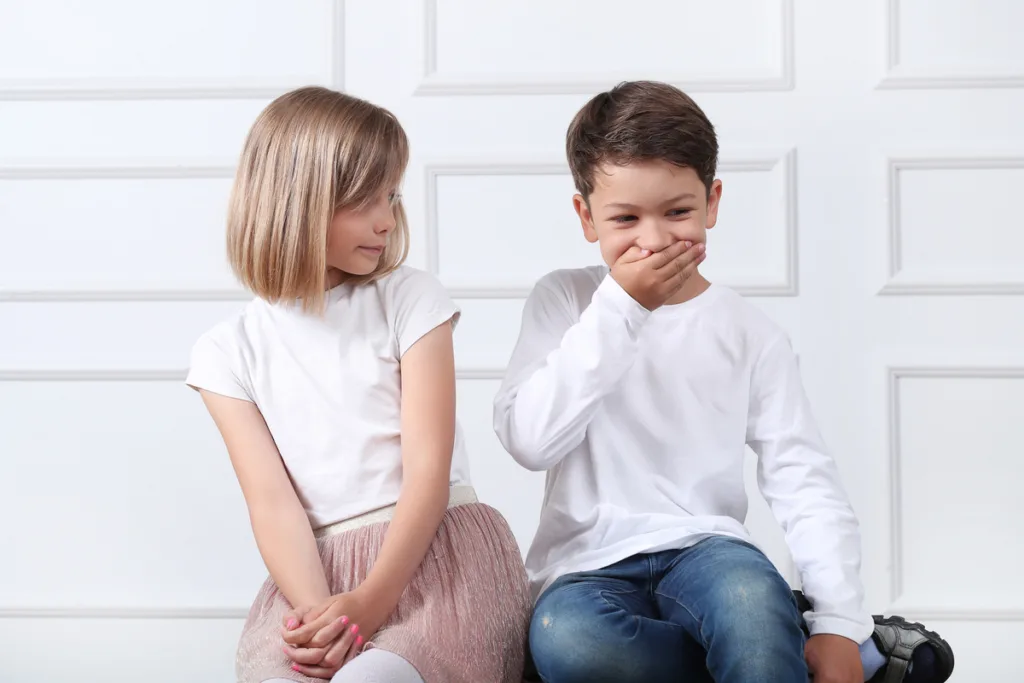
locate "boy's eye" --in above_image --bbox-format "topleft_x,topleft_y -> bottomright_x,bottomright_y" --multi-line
612,215 -> 637,224
668,208 -> 692,217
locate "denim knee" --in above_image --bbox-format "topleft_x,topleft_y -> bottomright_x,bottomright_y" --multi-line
699,560 -> 805,676
529,589 -> 642,683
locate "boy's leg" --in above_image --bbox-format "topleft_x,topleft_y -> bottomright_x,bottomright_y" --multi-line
653,536 -> 808,683
528,555 -> 711,683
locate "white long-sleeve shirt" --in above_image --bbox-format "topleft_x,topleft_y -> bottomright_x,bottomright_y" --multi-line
493,266 -> 873,643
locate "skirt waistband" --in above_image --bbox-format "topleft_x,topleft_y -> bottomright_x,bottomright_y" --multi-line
313,485 -> 478,540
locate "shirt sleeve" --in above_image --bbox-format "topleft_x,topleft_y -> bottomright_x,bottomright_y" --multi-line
387,268 -> 461,359
493,271 -> 652,471
746,333 -> 873,643
185,332 -> 252,402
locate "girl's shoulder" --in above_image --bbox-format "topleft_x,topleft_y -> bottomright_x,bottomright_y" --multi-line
185,302 -> 259,401
373,264 -> 446,297
367,265 -> 460,359
363,265 -> 455,318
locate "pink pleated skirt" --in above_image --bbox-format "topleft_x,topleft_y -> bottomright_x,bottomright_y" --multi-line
235,490 -> 531,683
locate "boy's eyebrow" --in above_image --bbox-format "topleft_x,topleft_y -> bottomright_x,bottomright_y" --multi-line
602,193 -> 698,210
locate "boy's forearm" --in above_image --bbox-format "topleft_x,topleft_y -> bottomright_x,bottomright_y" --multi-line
778,468 -> 872,641
495,276 -> 650,470
749,335 -> 874,642
249,499 -> 331,609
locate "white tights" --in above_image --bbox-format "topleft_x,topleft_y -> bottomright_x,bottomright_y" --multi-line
264,648 -> 424,683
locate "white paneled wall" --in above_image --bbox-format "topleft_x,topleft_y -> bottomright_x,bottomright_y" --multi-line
2,1 -> 1022,681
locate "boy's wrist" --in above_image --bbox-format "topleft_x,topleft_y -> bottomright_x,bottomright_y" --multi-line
598,272 -> 654,323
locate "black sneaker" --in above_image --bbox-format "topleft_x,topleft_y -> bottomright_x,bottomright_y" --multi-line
870,615 -> 954,683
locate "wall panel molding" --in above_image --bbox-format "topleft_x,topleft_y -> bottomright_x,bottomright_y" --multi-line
0,0 -> 346,101
414,0 -> 794,95
425,152 -> 798,297
878,0 -> 1024,90
880,156 -> 1024,295
887,366 -> 1024,620
0,368 -> 506,383
0,163 -> 250,303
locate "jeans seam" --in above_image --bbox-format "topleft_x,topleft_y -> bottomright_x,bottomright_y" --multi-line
653,587 -> 708,650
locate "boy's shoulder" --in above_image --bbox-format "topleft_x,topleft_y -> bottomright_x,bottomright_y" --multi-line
531,265 -> 609,310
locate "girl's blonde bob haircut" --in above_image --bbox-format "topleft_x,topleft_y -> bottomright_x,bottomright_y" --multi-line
227,86 -> 410,313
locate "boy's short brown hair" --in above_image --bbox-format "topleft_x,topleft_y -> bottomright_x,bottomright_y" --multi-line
566,81 -> 719,199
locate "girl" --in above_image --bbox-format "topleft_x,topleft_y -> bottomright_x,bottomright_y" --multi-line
186,86 -> 531,683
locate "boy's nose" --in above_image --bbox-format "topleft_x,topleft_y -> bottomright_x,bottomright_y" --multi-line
636,228 -> 674,253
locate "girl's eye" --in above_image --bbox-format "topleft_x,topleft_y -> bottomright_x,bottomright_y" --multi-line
387,192 -> 402,206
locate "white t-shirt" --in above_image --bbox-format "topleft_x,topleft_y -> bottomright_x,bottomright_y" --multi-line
493,266 -> 873,643
186,266 -> 472,529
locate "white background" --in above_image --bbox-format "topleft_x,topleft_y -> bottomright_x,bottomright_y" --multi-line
2,1 -> 1022,680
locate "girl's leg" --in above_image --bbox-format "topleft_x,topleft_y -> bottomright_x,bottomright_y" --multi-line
331,649 -> 424,683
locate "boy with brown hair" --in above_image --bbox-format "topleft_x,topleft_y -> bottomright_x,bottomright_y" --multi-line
493,81 -> 954,683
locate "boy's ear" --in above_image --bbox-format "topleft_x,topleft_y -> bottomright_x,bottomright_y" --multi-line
573,194 -> 599,243
705,179 -> 723,230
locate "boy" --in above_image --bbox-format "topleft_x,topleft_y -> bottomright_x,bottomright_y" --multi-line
492,81 -> 954,683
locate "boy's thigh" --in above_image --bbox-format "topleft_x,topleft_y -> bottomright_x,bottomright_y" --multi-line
655,535 -> 804,639
528,566 -> 711,683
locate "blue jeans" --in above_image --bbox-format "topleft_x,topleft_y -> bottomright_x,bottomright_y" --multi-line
528,536 -> 811,683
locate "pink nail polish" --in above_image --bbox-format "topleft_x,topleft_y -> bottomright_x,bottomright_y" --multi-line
351,624 -> 359,634
292,664 -> 301,672
340,616 -> 349,625
356,635 -> 364,646
286,618 -> 297,629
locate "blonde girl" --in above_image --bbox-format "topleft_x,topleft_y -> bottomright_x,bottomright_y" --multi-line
186,86 -> 530,683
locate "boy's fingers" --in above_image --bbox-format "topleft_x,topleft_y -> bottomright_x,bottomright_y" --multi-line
616,245 -> 650,264
669,249 -> 706,285
662,242 -> 704,276
651,240 -> 693,268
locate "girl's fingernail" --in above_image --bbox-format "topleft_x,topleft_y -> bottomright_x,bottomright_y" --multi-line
697,243 -> 705,253
340,615 -> 349,625
351,624 -> 359,634
356,635 -> 364,646
286,618 -> 297,629
640,249 -> 651,257
685,241 -> 692,248
292,664 -> 301,672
